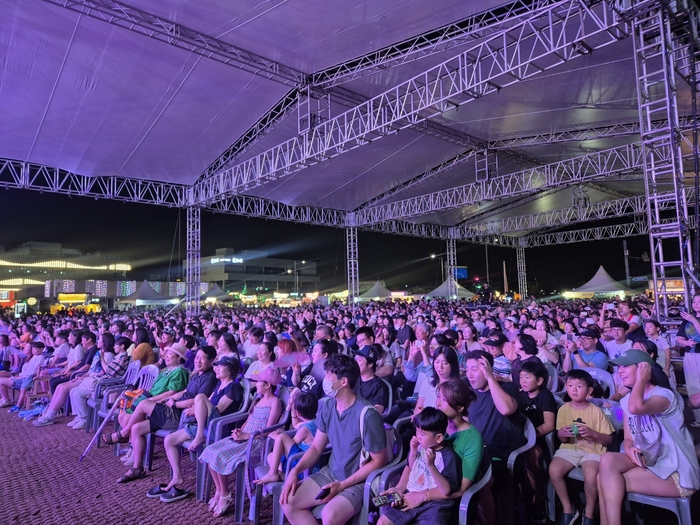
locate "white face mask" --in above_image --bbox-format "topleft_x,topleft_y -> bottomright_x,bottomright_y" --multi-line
323,378 -> 340,398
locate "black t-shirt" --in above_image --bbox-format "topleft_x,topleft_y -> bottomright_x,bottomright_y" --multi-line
511,355 -> 542,384
354,375 -> 389,410
467,380 -> 526,460
519,388 -> 557,430
395,325 -> 415,345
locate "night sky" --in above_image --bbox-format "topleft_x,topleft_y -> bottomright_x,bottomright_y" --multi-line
1,188 -> 652,294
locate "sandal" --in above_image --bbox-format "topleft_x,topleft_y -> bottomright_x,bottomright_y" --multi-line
213,492 -> 232,517
207,493 -> 220,512
103,430 -> 129,446
117,467 -> 146,484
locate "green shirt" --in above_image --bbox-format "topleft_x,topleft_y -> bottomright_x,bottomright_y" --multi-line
447,425 -> 483,481
132,366 -> 189,410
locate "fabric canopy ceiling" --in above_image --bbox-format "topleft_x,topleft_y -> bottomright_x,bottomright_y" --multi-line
0,0 -> 693,238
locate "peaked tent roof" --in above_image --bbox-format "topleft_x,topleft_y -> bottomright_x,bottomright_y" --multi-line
122,280 -> 174,303
200,283 -> 232,301
359,281 -> 392,299
573,266 -> 636,293
426,278 -> 475,298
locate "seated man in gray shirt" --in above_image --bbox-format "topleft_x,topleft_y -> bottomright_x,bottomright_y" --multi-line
281,353 -> 387,525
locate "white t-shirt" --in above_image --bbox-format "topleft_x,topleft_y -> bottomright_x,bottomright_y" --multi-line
242,340 -> 259,360
418,377 -> 438,409
621,386 -> 700,490
20,355 -> 43,378
54,342 -> 71,359
244,359 -> 273,379
67,344 -> 85,364
603,339 -> 632,360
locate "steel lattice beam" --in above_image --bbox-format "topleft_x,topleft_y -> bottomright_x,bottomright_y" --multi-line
206,195 -> 347,227
524,222 -> 648,247
0,158 -> 185,205
40,0 -> 308,86
194,0 -> 630,205
457,193 -> 650,236
361,220 -> 451,239
185,207 -> 201,316
356,144 -> 646,225
311,0 -> 561,88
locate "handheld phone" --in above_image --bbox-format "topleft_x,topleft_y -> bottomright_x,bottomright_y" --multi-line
415,340 -> 425,348
315,487 -> 331,500
566,334 -> 573,342
372,493 -> 403,507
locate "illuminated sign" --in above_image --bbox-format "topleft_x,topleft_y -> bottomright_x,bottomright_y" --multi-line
210,257 -> 243,264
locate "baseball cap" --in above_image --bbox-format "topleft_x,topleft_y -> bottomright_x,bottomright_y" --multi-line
506,316 -> 518,324
354,345 -> 378,364
212,356 -> 240,367
483,339 -> 502,347
578,329 -> 600,339
250,367 -> 282,386
609,349 -> 655,367
163,327 -> 176,336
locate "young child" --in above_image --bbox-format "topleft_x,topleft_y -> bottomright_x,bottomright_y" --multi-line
378,407 -> 462,525
518,360 -> 557,524
254,390 -> 318,485
549,370 -> 614,525
0,341 -> 45,411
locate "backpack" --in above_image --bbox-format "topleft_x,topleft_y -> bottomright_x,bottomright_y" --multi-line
359,405 -> 396,496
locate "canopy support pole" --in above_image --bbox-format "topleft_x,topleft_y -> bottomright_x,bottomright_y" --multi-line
186,206 -> 201,316
346,227 -> 359,304
446,238 -> 457,299
516,246 -> 527,300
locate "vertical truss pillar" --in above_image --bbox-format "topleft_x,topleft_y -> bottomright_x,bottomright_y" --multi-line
346,227 -> 359,304
633,3 -> 694,315
446,238 -> 457,298
516,246 -> 528,300
298,86 -> 331,136
186,206 -> 201,316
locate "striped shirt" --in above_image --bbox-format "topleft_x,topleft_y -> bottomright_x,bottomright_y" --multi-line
105,352 -> 130,378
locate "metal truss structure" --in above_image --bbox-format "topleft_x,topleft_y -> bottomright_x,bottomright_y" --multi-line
346,227 -> 359,303
40,0 -> 308,86
13,0 -> 700,307
516,247 -> 528,298
193,0 -> 630,205
185,207 -> 201,316
0,158 -> 184,205
633,0 -> 697,314
310,0 -> 562,88
446,239 -> 457,298
357,144 -> 645,225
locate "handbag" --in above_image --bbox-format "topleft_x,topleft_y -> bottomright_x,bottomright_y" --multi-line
632,414 -> 662,467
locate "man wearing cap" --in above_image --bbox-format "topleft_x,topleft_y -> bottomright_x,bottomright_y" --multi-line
116,345 -> 218,482
562,329 -> 609,373
602,319 -> 633,360
353,344 -> 389,414
483,333 -> 512,382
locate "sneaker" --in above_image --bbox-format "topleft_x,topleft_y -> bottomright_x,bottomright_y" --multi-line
0,400 -> 12,409
557,510 -> 580,525
72,418 -> 86,430
67,416 -> 81,427
7,405 -> 20,413
582,517 -> 598,525
531,505 -> 547,524
160,487 -> 190,503
690,421 -> 700,428
33,415 -> 55,427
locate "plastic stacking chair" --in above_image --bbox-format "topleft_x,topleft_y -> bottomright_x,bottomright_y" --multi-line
587,368 -> 616,398
380,377 -> 393,417
625,492 -> 695,525
86,359 -> 141,433
545,363 -> 558,391
96,364 -> 159,456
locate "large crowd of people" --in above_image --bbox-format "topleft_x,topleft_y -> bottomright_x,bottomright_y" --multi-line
0,293 -> 699,525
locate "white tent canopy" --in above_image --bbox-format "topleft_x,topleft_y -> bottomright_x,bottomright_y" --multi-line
358,281 -> 392,300
426,278 -> 475,299
201,283 -> 232,302
566,266 -> 636,297
120,280 -> 179,305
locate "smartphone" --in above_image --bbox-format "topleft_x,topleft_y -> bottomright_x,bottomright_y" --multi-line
566,334 -> 573,342
606,304 -> 616,311
415,340 -> 425,348
372,493 -> 403,507
315,487 -> 331,500
633,450 -> 646,467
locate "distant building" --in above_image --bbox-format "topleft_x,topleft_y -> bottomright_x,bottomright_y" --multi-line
186,248 -> 320,294
0,242 -> 131,299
